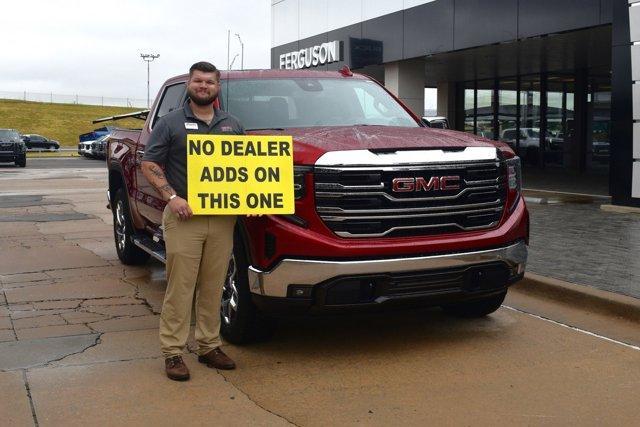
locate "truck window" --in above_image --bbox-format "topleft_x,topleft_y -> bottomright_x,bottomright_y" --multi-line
353,86 -> 387,120
152,83 -> 186,127
224,78 -> 419,130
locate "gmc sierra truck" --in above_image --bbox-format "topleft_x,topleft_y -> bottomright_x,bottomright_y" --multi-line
105,68 -> 529,343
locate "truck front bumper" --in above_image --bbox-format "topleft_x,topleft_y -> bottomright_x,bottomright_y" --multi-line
0,151 -> 19,161
248,240 -> 527,308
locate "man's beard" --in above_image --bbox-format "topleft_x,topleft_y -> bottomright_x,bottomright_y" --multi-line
188,88 -> 217,106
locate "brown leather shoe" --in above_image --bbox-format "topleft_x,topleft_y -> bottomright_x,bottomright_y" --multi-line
165,355 -> 190,381
198,347 -> 236,370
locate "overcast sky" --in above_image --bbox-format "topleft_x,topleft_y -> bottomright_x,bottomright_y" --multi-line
2,0 -> 437,110
2,0 -> 271,99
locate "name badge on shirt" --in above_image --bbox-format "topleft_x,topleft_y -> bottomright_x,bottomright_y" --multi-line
184,122 -> 199,130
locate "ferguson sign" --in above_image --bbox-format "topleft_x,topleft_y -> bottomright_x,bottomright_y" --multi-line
279,41 -> 341,69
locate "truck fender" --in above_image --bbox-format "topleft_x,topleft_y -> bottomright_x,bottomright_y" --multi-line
108,162 -> 146,231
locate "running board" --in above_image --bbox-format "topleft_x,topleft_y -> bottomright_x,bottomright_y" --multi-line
132,235 -> 166,263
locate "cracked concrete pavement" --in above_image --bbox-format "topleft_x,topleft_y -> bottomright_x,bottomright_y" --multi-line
0,165 -> 290,426
2,162 -> 640,426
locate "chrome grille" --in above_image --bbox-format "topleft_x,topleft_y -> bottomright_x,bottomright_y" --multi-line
315,161 -> 507,238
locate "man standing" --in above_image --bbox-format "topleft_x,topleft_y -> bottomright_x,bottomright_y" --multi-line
141,61 -> 243,381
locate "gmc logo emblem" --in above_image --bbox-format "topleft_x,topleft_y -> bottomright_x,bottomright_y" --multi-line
392,176 -> 461,192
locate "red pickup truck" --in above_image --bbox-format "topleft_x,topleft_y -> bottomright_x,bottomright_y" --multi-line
105,68 -> 529,343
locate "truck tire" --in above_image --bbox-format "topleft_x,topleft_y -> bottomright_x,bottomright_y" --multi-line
442,291 -> 507,318
112,188 -> 150,265
220,231 -> 276,344
15,154 -> 26,168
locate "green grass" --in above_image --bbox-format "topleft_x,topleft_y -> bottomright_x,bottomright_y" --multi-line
0,99 -> 145,147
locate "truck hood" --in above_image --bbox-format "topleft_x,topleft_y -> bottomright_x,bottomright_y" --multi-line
250,126 -> 511,164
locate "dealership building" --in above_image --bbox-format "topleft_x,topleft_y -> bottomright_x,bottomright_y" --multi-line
271,0 -> 640,207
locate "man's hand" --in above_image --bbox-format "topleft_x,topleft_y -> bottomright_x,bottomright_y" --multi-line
168,196 -> 193,220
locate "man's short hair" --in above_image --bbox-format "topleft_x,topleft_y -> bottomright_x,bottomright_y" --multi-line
189,62 -> 221,80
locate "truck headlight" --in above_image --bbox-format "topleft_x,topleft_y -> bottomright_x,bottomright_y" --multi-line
506,156 -> 522,212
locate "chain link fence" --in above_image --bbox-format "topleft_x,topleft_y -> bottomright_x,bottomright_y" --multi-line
0,90 -> 148,108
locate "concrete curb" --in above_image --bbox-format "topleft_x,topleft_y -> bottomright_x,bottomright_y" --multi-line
511,272 -> 640,323
600,204 -> 640,215
522,189 -> 610,205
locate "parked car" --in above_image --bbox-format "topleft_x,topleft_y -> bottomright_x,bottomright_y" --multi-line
107,68 -> 528,343
0,128 -> 27,167
78,139 -> 94,157
21,134 -> 60,150
90,134 -> 109,159
500,128 -> 541,148
79,126 -> 113,158
421,116 -> 449,129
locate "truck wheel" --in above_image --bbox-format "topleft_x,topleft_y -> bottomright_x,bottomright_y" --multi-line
220,232 -> 276,344
112,188 -> 150,265
442,291 -> 507,318
15,154 -> 26,168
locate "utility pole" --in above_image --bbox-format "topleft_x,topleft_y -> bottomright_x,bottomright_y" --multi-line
140,53 -> 160,108
235,33 -> 244,70
230,54 -> 239,70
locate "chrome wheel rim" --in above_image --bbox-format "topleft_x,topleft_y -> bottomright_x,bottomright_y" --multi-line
115,200 -> 126,252
221,254 -> 239,326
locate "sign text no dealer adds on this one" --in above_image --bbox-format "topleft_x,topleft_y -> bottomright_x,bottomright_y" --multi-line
187,135 -> 295,215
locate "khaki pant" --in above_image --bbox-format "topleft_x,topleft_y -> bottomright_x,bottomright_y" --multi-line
159,206 -> 236,357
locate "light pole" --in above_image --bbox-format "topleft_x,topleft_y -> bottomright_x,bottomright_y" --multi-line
140,53 -> 160,108
230,54 -> 239,70
235,33 -> 244,70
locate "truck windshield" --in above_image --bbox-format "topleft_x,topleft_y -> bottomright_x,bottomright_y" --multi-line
223,78 -> 419,130
0,130 -> 20,140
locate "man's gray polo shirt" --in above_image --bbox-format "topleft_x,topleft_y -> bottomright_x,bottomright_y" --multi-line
143,102 -> 245,200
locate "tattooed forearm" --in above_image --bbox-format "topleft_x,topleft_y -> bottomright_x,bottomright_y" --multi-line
149,165 -> 165,178
141,161 -> 176,201
159,184 -> 175,195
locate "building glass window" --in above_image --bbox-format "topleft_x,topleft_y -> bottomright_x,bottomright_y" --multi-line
476,80 -> 495,139
498,78 -> 518,148
587,76 -> 610,175
519,76 -> 542,166
464,83 -> 475,134
546,75 -> 575,168
455,68 -> 610,195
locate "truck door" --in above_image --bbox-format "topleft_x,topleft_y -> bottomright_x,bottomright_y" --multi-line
135,82 -> 187,225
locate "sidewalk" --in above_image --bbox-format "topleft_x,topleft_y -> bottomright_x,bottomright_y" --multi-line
524,191 -> 640,300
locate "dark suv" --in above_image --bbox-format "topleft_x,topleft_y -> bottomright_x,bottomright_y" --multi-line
0,129 -> 27,167
22,134 -> 60,150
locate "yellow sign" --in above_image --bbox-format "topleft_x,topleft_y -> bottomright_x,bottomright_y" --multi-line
187,134 -> 294,215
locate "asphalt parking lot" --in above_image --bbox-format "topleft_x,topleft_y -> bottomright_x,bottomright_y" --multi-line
1,162 -> 640,426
